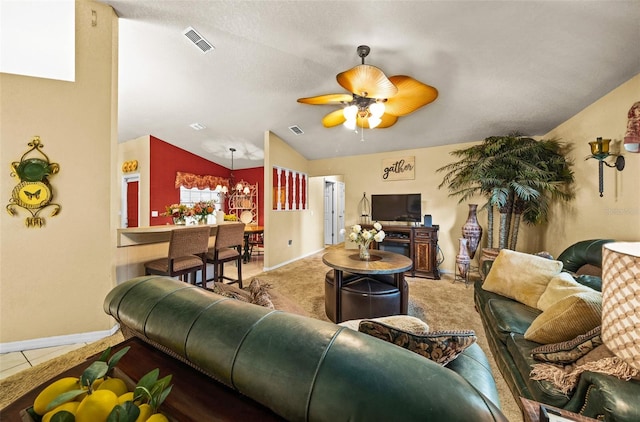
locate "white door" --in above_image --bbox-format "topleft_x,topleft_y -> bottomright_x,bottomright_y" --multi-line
337,181 -> 345,243
324,181 -> 334,245
121,174 -> 140,228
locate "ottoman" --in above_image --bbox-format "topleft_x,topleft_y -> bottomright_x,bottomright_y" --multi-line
324,270 -> 406,322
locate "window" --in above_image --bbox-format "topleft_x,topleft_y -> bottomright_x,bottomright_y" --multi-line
179,187 -> 223,210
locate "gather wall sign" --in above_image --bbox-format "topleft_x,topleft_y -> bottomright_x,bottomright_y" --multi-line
382,156 -> 415,181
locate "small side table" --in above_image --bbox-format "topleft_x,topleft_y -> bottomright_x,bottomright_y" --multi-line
520,397 -> 599,422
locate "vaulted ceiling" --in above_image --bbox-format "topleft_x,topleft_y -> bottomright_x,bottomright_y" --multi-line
102,1 -> 640,169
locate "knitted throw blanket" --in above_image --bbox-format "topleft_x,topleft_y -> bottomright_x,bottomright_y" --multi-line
530,357 -> 640,395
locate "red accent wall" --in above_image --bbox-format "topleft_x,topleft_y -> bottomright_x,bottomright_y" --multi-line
149,136 -> 264,226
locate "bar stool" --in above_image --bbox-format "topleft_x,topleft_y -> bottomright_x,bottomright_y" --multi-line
206,222 -> 245,288
144,226 -> 211,285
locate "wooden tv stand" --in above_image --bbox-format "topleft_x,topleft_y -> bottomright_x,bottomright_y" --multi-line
363,224 -> 440,279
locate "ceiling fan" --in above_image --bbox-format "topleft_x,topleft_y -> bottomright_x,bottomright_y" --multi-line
297,45 -> 438,130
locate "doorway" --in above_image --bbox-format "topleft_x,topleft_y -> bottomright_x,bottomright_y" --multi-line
323,180 -> 345,245
121,174 -> 140,228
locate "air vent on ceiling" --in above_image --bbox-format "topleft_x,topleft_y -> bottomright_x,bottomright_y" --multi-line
183,26 -> 214,54
289,125 -> 304,135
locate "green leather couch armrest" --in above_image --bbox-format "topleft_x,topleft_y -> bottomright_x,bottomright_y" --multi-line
564,371 -> 640,421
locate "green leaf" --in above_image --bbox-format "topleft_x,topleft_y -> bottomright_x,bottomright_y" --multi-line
97,346 -> 112,362
50,410 -> 75,422
80,361 -> 108,389
136,368 -> 159,391
106,402 -> 140,422
46,389 -> 86,411
107,346 -> 130,372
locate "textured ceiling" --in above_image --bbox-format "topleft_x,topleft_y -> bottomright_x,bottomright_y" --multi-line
102,1 -> 640,169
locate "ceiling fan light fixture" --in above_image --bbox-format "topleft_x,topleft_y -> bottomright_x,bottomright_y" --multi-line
343,105 -> 358,120
368,116 -> 382,129
369,102 -> 385,118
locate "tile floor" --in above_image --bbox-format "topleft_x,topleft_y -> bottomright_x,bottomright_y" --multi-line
0,253 -> 265,380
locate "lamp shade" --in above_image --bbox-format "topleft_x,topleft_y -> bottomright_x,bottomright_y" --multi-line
601,242 -> 640,371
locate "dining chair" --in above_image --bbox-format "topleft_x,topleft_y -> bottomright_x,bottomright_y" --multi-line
249,232 -> 264,259
206,222 -> 245,288
144,226 -> 211,285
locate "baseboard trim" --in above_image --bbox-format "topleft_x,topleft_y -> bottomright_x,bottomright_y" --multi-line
0,324 -> 121,354
262,248 -> 325,272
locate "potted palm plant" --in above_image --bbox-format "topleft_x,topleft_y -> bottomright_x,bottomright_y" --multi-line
437,133 -> 575,255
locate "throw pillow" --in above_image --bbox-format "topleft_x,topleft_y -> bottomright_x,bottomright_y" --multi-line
248,278 -> 275,309
576,344 -> 615,366
537,272 -> 596,311
358,320 -> 476,366
483,249 -> 563,308
524,291 -> 602,344
209,283 -> 249,302
340,315 -> 429,333
531,326 -> 602,363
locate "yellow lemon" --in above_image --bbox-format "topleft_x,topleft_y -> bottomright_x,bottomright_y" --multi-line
147,413 -> 169,422
97,377 -> 129,397
33,377 -> 81,415
42,401 -> 80,422
135,403 -> 153,422
92,378 -> 105,390
118,391 -> 135,404
75,389 -> 118,422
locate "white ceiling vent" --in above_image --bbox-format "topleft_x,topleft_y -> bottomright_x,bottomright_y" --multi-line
289,125 -> 304,135
183,27 -> 214,54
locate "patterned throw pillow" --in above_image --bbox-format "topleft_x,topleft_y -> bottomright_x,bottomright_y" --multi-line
248,278 -> 275,309
531,326 -> 602,363
340,315 -> 430,333
209,283 -> 249,302
358,320 -> 476,366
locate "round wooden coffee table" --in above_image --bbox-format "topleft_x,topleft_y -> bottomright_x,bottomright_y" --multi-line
322,249 -> 413,323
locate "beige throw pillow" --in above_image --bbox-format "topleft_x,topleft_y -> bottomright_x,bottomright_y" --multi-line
537,272 -> 595,311
524,291 -> 602,344
483,249 -> 563,308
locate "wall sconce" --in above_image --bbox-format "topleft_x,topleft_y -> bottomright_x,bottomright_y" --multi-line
587,137 -> 625,197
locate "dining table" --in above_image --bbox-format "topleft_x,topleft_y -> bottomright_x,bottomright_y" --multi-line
243,225 -> 264,263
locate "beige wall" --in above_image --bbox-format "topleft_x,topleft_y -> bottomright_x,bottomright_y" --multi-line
542,74 -> 640,253
0,0 -> 118,346
308,144 -> 484,273
264,132 -> 325,269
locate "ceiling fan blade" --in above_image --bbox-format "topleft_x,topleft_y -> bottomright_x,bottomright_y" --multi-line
322,109 -> 347,127
383,75 -> 438,116
377,113 -> 399,128
337,65 -> 398,99
297,93 -> 353,105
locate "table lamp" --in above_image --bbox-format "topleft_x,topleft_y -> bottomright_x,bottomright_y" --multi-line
601,242 -> 640,371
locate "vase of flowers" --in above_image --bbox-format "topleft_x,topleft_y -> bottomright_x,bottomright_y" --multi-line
192,201 -> 215,224
162,203 -> 190,225
344,223 -> 386,261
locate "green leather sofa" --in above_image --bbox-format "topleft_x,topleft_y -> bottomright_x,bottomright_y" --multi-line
105,276 -> 508,421
474,239 -> 640,421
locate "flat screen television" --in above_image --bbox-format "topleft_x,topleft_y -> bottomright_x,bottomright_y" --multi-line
371,193 -> 421,223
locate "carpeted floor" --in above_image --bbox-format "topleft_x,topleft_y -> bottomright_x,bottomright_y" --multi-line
0,245 -> 522,420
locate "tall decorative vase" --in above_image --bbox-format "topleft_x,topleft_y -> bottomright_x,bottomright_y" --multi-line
359,242 -> 371,261
456,238 -> 471,278
462,204 -> 483,259
173,217 -> 185,225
